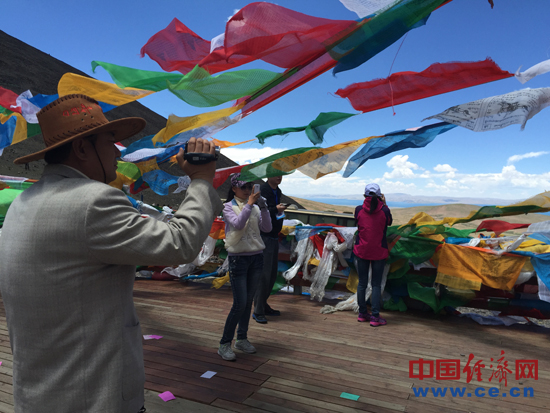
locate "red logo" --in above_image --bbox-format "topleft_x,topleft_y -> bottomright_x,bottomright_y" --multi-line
436,359 -> 461,380
409,352 -> 539,387
62,103 -> 93,117
516,360 -> 538,380
409,358 -> 434,380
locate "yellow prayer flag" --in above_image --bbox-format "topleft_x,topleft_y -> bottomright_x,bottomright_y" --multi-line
435,244 -> 526,291
272,136 -> 380,179
504,191 -> 550,210
58,73 -> 153,106
152,104 -> 243,145
1,112 -> 27,145
212,138 -> 256,148
212,273 -> 230,289
109,171 -> 137,190
346,268 -> 359,293
135,159 -> 159,174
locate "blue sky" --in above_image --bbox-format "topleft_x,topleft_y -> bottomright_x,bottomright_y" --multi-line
3,0 -> 550,200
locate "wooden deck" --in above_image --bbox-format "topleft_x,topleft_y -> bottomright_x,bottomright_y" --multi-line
0,280 -> 549,412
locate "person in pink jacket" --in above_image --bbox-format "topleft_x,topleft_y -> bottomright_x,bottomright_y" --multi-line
353,183 -> 392,327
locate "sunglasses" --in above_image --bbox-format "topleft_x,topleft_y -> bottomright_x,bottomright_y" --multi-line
240,184 -> 253,190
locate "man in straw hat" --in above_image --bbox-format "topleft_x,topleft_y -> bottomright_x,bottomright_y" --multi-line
0,94 -> 222,413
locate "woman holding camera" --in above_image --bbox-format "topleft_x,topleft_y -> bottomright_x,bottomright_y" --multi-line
354,183 -> 392,327
218,173 -> 272,361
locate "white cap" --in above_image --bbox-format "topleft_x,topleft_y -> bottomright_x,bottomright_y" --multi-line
364,183 -> 381,197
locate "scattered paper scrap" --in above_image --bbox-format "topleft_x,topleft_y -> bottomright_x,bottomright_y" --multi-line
340,392 -> 360,401
143,335 -> 163,340
200,371 -> 217,379
158,391 -> 176,402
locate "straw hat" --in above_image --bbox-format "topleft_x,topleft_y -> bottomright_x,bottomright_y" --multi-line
14,94 -> 146,164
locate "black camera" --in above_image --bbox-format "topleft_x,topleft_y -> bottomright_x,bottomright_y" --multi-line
183,142 -> 220,165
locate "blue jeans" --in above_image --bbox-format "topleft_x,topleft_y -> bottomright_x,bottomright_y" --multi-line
355,257 -> 385,317
220,254 -> 263,344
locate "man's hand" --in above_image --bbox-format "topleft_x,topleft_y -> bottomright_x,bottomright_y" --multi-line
176,138 -> 216,183
276,204 -> 288,213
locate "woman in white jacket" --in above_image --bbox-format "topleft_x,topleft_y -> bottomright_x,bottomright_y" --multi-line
218,173 -> 272,361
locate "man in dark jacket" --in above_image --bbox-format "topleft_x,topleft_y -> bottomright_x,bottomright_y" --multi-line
253,176 -> 288,323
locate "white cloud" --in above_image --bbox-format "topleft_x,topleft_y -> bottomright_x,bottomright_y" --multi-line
433,164 -> 457,178
383,155 -> 422,179
434,164 -> 455,173
507,151 -> 549,164
222,147 -> 550,200
226,8 -> 241,21
222,147 -> 288,165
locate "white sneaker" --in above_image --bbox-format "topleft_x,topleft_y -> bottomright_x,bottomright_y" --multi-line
218,343 -> 236,361
235,339 -> 256,354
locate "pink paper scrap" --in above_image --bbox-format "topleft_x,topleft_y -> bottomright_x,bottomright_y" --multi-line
158,391 -> 176,402
143,335 -> 163,340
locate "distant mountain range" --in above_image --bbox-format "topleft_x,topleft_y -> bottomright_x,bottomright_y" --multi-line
306,193 -> 521,206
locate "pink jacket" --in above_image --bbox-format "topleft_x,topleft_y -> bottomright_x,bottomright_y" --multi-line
353,197 -> 392,261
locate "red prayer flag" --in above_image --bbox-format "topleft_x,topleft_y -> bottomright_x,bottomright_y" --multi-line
213,164 -> 247,189
140,18 -> 212,74
0,86 -> 22,113
475,220 -> 529,236
209,219 -> 226,240
141,3 -> 355,75
336,59 -> 514,113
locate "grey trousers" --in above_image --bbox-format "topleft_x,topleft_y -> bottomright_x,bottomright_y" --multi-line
254,235 -> 279,316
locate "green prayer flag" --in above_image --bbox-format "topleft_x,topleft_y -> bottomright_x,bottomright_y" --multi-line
92,61 -> 182,92
167,65 -> 281,107
0,188 -> 24,219
383,296 -> 407,312
305,112 -> 356,144
239,147 -> 314,182
270,274 -> 287,295
27,122 -> 41,138
407,282 -> 470,313
256,112 -> 356,145
257,126 -> 307,144
116,162 -> 142,181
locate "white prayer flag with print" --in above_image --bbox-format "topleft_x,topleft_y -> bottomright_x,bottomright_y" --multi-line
424,88 -> 550,132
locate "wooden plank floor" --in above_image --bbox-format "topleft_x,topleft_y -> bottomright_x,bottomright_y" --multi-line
0,280 -> 549,412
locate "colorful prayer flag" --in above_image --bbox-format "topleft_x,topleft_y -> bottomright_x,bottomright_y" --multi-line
424,87 -> 550,131
343,122 -> 456,177
272,136 -> 376,179
331,0 -> 451,75
336,59 -> 513,113
92,61 -> 183,92
141,4 -> 355,75
436,244 -> 526,291
152,104 -> 242,145
166,66 -> 280,108
257,112 -> 356,145
58,73 -> 154,106
515,59 -> 550,84
339,0 -> 401,18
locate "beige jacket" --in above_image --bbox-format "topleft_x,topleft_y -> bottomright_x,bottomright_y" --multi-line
0,164 -> 222,413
